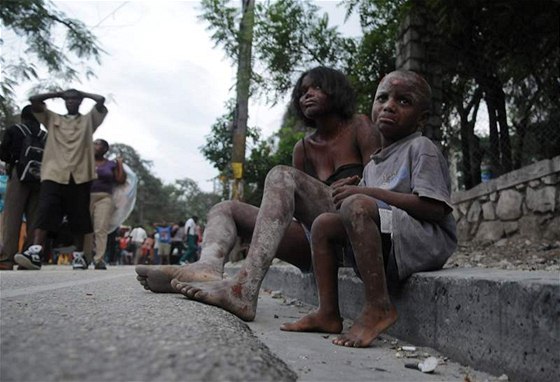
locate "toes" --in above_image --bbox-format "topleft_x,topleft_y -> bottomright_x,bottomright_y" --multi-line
171,279 -> 198,298
332,336 -> 354,347
187,287 -> 204,299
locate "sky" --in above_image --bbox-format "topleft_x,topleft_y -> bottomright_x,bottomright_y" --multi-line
7,0 -> 362,192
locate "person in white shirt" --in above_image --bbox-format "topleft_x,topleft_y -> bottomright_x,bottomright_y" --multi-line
179,216 -> 198,264
129,226 -> 147,264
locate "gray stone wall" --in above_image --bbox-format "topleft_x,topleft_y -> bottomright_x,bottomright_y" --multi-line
452,156 -> 560,243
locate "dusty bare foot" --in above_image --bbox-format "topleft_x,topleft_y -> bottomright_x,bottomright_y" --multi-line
135,263 -> 222,293
280,310 -> 343,333
171,278 -> 259,322
332,303 -> 397,348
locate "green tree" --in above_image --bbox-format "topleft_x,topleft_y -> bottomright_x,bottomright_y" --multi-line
346,0 -> 559,188
244,106 -> 308,205
429,0 -> 559,179
1,0 -> 103,122
199,99 -> 260,201
174,178 -> 222,224
108,143 -> 221,228
200,0 -> 352,103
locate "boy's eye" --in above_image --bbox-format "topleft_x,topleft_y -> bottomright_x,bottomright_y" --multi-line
399,98 -> 411,105
375,94 -> 387,102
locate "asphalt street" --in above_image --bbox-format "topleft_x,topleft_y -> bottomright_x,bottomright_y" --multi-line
1,266 -> 499,381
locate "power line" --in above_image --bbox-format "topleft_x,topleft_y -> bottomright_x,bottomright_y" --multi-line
91,1 -> 130,29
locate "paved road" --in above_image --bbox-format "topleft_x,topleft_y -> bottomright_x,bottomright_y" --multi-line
1,266 -> 499,381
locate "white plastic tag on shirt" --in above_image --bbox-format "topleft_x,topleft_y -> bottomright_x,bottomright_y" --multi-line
379,208 -> 393,234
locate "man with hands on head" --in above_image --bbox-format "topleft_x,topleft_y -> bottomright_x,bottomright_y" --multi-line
14,89 -> 108,270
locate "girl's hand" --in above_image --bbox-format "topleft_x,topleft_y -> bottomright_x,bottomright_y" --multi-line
331,175 -> 361,190
332,185 -> 362,209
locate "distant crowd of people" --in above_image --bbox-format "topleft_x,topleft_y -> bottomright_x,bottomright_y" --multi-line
116,218 -> 202,266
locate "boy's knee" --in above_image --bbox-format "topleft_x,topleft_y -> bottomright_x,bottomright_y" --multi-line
340,195 -> 378,222
310,213 -> 335,236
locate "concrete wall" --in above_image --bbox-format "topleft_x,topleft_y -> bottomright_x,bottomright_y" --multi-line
452,156 -> 560,244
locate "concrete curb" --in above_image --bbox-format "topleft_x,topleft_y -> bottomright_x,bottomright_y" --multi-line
226,264 -> 559,382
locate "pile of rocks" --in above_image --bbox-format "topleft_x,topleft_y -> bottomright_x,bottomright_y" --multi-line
445,238 -> 560,272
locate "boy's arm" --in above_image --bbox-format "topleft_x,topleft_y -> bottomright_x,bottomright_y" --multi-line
332,185 -> 447,222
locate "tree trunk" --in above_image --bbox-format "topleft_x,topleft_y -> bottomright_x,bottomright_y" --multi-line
231,0 -> 255,201
495,86 -> 512,173
484,90 -> 501,176
459,113 -> 473,189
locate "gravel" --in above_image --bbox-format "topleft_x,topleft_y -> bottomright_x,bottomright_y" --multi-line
444,238 -> 560,272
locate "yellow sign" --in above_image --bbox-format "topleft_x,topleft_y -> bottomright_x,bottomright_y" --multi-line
232,162 -> 243,179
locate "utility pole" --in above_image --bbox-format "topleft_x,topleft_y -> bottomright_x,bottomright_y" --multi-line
230,0 -> 255,201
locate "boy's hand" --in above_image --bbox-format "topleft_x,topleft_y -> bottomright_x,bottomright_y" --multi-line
332,185 -> 362,209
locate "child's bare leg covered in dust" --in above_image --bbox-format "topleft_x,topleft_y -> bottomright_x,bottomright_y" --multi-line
171,165 -> 336,321
135,198 -> 313,293
282,195 -> 397,347
279,212 -> 346,334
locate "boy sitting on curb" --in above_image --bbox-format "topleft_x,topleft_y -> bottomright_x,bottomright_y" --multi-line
280,70 -> 457,348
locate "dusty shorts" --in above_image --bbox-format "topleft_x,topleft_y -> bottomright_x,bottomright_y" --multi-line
34,178 -> 93,234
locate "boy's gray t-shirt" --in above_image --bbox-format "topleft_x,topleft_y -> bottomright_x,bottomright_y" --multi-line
360,132 -> 457,280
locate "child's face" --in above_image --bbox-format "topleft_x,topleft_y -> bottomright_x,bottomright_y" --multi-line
371,73 -> 428,146
298,75 -> 329,120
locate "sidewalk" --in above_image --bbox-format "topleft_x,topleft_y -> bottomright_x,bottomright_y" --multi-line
230,262 -> 560,382
1,266 -> 498,381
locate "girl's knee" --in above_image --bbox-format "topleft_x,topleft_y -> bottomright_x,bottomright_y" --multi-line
209,200 -> 236,213
264,165 -> 296,186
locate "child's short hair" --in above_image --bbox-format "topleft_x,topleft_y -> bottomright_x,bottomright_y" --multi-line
291,66 -> 356,127
382,70 -> 432,111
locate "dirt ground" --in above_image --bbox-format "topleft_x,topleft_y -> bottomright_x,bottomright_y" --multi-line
444,237 -> 560,272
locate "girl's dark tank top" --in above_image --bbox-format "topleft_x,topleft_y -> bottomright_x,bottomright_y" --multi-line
301,138 -> 363,186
